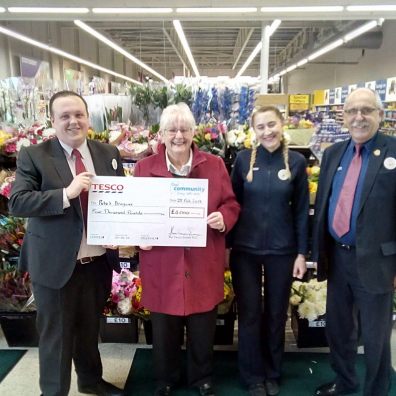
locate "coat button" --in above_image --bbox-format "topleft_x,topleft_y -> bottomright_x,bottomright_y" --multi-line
185,271 -> 190,278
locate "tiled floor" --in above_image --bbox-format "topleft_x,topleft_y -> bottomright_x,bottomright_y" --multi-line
0,320 -> 395,395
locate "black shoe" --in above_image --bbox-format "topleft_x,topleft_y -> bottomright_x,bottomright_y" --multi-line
314,382 -> 358,396
265,379 -> 279,396
198,382 -> 215,396
154,385 -> 172,396
248,383 -> 267,396
78,379 -> 124,395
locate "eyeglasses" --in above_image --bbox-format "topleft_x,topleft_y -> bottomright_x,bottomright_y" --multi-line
166,128 -> 192,135
344,107 -> 379,116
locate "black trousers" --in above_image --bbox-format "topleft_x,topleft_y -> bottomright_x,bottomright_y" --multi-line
230,250 -> 295,386
150,307 -> 218,389
326,243 -> 394,396
33,255 -> 112,396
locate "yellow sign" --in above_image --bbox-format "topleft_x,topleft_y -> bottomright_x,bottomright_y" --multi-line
289,94 -> 310,104
313,90 -> 325,105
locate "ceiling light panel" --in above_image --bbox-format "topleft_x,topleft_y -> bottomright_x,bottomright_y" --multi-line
92,8 -> 173,14
347,5 -> 396,12
176,8 -> 257,13
8,7 -> 89,13
261,6 -> 344,13
173,20 -> 200,78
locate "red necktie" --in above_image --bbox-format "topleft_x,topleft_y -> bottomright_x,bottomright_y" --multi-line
72,149 -> 88,231
332,144 -> 362,237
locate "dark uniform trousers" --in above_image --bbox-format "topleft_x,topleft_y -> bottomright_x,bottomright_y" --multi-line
150,307 -> 218,389
33,255 -> 112,396
327,243 -> 393,396
230,250 -> 295,386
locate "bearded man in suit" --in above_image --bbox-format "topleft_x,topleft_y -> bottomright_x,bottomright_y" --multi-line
9,91 -> 125,396
312,87 -> 396,396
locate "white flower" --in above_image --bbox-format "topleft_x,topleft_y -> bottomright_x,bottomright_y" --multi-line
236,131 -> 247,144
289,294 -> 302,306
226,130 -> 237,145
298,301 -> 318,321
16,138 -> 30,151
42,128 -> 56,139
117,297 -> 132,316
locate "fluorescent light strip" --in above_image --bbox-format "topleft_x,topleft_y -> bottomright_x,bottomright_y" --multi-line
270,19 -> 381,80
347,5 -> 396,12
308,39 -> 343,61
0,8 -> 5,13
297,58 -> 308,67
176,7 -> 257,13
236,19 -> 280,77
92,8 -> 172,14
173,20 -> 200,78
268,19 -> 282,36
0,25 -> 141,85
8,7 -> 89,13
344,20 -> 379,41
261,6 -> 343,13
236,42 -> 262,77
75,20 -> 167,83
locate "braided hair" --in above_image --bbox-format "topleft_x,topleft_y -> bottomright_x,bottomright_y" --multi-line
247,106 -> 290,182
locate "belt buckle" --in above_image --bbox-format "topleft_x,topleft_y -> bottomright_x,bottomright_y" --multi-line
79,257 -> 93,264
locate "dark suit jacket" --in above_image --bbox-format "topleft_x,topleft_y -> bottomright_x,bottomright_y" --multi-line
9,137 -> 124,289
312,132 -> 396,293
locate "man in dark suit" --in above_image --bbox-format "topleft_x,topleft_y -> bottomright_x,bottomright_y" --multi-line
9,91 -> 125,396
312,87 -> 396,396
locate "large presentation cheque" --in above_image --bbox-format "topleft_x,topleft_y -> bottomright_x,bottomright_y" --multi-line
87,176 -> 208,247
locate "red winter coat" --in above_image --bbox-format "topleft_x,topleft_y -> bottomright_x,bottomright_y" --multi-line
134,143 -> 240,315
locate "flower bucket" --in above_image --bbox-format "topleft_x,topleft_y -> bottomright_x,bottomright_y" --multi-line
99,315 -> 138,343
290,307 -> 328,348
0,311 -> 39,347
214,308 -> 236,345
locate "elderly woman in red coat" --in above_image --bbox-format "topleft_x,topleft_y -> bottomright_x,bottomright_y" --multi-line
134,103 -> 240,396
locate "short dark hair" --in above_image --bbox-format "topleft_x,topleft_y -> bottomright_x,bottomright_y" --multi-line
49,90 -> 89,117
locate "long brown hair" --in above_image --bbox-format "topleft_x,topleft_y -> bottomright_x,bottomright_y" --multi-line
246,106 -> 290,182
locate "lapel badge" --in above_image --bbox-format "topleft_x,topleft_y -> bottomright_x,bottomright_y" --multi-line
373,149 -> 380,157
278,169 -> 290,181
383,156 -> 396,170
112,159 -> 118,170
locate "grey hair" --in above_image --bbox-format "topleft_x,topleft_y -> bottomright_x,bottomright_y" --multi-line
344,87 -> 384,111
159,102 -> 196,133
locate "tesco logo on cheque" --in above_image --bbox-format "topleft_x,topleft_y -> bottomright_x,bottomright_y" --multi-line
91,183 -> 124,193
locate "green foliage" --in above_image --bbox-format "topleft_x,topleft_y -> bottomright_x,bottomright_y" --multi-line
173,84 -> 193,106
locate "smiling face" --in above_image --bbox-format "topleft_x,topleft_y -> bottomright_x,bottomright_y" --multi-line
51,95 -> 89,148
253,110 -> 283,152
162,115 -> 194,162
343,88 -> 383,144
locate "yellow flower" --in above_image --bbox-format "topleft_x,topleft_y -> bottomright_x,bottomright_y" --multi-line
309,181 -> 318,193
204,133 -> 211,141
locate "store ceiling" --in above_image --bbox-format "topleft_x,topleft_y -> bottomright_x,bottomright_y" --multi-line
0,1 -> 393,80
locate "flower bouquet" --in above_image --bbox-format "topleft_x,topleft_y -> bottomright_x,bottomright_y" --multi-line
217,269 -> 235,315
0,122 -> 56,160
306,165 -> 320,204
289,278 -> 327,321
103,269 -> 150,320
193,122 -> 226,157
289,278 -> 328,348
109,123 -> 158,160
